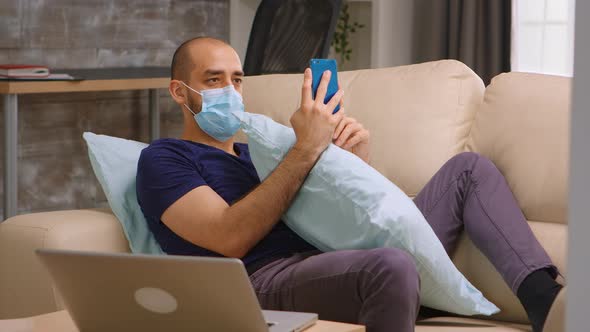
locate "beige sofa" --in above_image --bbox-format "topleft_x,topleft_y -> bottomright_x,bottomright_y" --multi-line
0,60 -> 569,331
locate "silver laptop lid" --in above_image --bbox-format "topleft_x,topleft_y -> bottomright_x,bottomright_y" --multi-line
36,249 -> 269,332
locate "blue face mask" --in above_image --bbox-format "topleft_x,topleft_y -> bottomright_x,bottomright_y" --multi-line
181,82 -> 244,142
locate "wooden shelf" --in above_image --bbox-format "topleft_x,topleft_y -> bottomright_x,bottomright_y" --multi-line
0,67 -> 170,94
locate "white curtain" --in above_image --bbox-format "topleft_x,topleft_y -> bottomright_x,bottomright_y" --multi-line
511,0 -> 576,76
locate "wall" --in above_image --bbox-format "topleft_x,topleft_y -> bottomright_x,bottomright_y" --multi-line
567,0 -> 590,331
0,0 -> 228,216
342,0 -> 414,70
335,1 -> 372,71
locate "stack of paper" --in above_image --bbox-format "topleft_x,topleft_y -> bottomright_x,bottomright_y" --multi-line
0,64 -> 75,80
0,64 -> 50,78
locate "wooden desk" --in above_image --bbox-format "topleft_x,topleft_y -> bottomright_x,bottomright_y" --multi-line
0,310 -> 365,332
0,67 -> 170,220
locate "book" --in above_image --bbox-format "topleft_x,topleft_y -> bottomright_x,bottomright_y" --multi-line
0,73 -> 76,81
0,64 -> 50,78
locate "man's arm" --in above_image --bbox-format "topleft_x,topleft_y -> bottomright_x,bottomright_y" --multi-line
161,68 -> 344,258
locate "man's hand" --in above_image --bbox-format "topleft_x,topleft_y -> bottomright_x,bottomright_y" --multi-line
333,115 -> 371,163
290,68 -> 344,160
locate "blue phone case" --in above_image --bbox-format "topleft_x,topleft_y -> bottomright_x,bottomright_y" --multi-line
310,59 -> 340,113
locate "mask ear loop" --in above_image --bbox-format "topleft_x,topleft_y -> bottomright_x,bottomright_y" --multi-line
184,104 -> 197,116
180,81 -> 202,117
180,81 -> 203,95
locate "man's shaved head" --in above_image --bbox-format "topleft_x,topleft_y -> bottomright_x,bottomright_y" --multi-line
170,36 -> 232,81
168,35 -> 244,123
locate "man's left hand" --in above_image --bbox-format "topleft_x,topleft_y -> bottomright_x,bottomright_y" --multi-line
333,114 -> 370,163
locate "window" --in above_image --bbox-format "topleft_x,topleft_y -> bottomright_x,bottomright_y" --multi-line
513,0 -> 576,76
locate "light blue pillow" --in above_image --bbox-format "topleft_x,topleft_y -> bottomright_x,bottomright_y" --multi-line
238,112 -> 499,316
83,132 -> 164,255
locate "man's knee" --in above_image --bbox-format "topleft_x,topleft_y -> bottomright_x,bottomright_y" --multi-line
361,248 -> 420,298
448,152 -> 498,176
448,151 -> 481,169
354,249 -> 420,329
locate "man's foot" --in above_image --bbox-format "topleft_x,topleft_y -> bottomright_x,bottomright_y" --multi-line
517,268 -> 563,332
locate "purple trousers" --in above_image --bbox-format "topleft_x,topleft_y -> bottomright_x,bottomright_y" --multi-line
249,152 -> 556,332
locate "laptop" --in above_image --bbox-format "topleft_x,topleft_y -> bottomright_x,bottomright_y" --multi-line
36,249 -> 317,332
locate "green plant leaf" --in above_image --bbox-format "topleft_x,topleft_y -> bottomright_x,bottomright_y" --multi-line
332,2 -> 366,63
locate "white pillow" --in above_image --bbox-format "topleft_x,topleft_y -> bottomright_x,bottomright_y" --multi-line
238,112 -> 499,316
83,132 -> 164,255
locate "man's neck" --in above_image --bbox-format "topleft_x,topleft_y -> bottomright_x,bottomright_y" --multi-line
181,129 -> 237,156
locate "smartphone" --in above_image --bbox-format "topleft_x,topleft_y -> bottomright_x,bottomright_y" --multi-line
310,58 -> 340,113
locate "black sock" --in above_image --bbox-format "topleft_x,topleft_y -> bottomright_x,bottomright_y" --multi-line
516,268 -> 563,332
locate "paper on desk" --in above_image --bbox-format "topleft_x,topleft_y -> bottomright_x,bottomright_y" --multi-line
0,73 -> 76,81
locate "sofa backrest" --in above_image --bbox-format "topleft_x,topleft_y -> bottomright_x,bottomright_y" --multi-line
241,60 -> 485,197
459,72 -> 571,323
242,62 -> 571,223
467,72 -> 571,225
242,62 -> 571,324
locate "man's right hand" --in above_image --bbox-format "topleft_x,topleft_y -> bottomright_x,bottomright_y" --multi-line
290,68 -> 344,159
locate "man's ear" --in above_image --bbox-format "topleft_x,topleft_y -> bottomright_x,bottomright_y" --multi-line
169,80 -> 188,105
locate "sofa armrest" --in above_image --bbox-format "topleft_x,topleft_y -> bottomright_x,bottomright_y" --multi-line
0,209 -> 129,319
543,286 -> 566,332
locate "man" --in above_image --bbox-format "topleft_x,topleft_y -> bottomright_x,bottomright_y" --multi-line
137,37 -> 562,332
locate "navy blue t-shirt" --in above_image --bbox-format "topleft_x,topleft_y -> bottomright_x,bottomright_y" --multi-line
136,138 -> 316,267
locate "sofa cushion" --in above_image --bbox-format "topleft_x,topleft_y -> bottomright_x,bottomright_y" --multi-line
239,111 -> 498,316
467,72 -> 571,224
241,60 -> 485,197
416,317 -> 530,331
0,209 -> 129,318
452,220 -> 567,324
